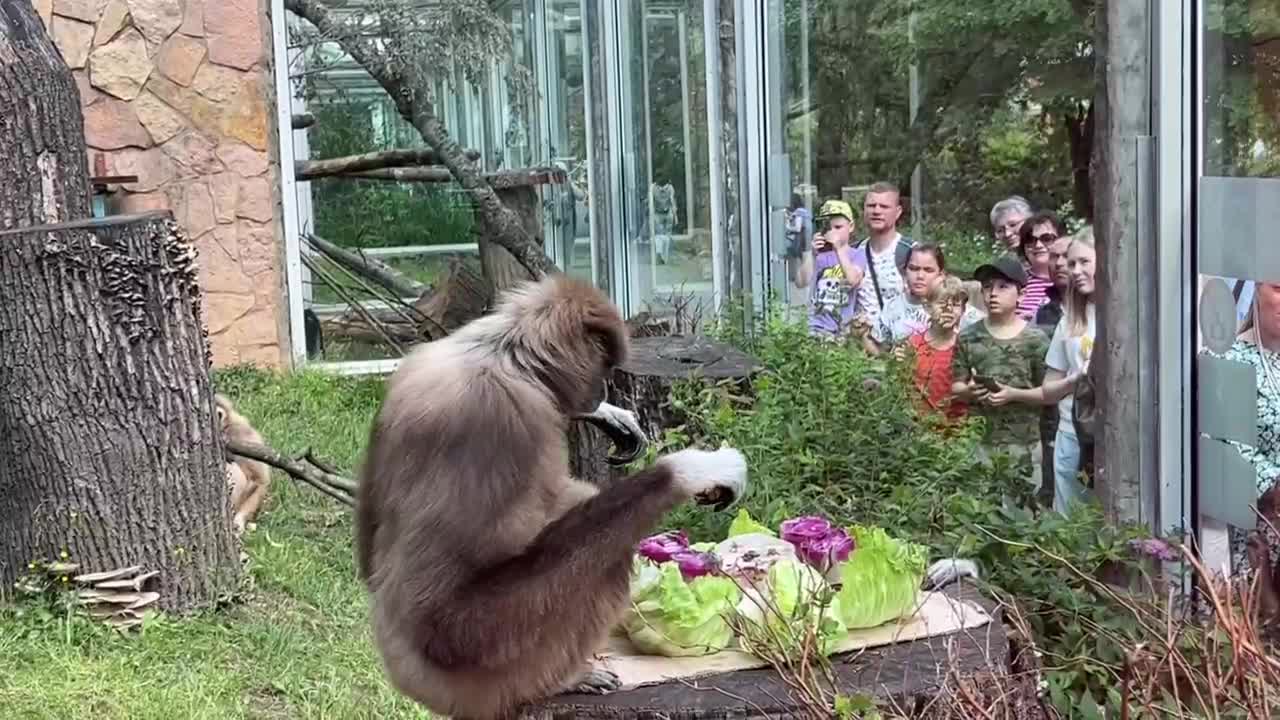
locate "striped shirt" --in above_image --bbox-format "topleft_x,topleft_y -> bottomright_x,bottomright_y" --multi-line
1017,269 -> 1053,320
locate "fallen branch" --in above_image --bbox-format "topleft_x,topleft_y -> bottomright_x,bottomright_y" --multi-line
304,232 -> 427,299
295,148 -> 481,180
301,253 -> 406,356
226,438 -> 356,507
307,165 -> 569,190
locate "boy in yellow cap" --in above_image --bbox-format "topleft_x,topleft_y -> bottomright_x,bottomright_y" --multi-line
792,199 -> 867,340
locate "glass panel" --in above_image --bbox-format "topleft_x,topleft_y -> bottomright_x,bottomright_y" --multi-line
1195,0 -> 1280,572
618,0 -> 715,325
543,0 -> 596,284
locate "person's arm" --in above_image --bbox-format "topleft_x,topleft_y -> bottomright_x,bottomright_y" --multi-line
989,327 -> 1071,406
835,247 -> 866,289
949,335 -> 986,402
793,250 -> 814,288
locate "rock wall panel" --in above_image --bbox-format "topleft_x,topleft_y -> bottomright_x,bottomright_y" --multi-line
36,0 -> 288,368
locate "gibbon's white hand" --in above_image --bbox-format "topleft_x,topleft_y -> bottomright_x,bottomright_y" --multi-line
590,402 -> 647,445
661,447 -> 748,507
924,558 -> 981,590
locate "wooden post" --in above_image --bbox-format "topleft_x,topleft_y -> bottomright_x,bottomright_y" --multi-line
1092,0 -> 1154,526
0,213 -> 242,612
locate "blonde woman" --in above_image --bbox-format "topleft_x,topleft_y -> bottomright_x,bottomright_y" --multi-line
989,226 -> 1097,514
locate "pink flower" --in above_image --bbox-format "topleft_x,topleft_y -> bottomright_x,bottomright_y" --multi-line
799,528 -> 855,569
671,550 -> 719,580
637,531 -> 690,563
780,516 -> 834,546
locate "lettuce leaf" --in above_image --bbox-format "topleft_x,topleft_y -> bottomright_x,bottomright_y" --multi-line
734,558 -> 847,658
623,560 -> 740,657
834,525 -> 928,629
727,508 -> 776,538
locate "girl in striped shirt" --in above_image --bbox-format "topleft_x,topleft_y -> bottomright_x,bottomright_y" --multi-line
1014,211 -> 1066,320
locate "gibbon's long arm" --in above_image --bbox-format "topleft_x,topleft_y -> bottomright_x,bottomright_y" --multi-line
412,447 -> 746,671
415,463 -> 685,670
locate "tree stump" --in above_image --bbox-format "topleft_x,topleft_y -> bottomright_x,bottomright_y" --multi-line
569,335 -> 763,484
0,0 -> 93,228
0,212 -> 241,613
417,258 -> 494,337
477,185 -> 545,293
517,582 -> 1015,719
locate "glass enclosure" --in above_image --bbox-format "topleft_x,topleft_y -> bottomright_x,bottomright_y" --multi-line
1194,0 -> 1280,575
271,0 -> 1242,547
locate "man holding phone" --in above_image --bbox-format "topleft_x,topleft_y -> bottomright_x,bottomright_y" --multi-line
792,200 -> 867,341
949,256 -> 1051,500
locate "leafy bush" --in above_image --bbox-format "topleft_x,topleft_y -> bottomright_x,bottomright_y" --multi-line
644,302 -> 1170,715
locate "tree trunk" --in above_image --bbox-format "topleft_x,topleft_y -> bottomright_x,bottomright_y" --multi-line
569,336 -> 762,485
479,186 -> 542,293
1065,101 -> 1095,223
0,0 -> 92,229
417,259 -> 494,336
1091,0 -> 1153,526
0,212 -> 241,613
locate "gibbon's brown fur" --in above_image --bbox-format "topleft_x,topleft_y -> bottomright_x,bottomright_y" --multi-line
355,273 -> 748,720
214,394 -> 272,534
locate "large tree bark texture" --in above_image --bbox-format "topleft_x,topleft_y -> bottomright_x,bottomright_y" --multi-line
479,186 -> 542,293
282,0 -> 557,280
0,212 -> 241,612
1091,1 -> 1153,526
0,0 -> 92,229
569,336 -> 762,486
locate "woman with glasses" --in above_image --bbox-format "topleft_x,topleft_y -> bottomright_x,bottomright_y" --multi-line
1014,211 -> 1067,320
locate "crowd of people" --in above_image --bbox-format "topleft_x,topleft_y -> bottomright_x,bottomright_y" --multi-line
789,182 -> 1280,578
789,184 -> 1098,515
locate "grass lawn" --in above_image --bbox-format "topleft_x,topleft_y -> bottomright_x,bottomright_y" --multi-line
0,367 -> 432,720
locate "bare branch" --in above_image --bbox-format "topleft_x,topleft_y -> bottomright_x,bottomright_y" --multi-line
226,438 -> 356,506
295,148 -> 482,180
304,232 -> 426,299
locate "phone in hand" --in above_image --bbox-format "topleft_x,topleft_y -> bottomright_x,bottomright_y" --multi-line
973,375 -> 1002,393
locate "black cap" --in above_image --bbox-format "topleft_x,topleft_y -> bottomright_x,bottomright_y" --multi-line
973,255 -> 1029,287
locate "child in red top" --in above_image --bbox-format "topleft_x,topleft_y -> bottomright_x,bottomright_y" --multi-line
904,275 -> 970,422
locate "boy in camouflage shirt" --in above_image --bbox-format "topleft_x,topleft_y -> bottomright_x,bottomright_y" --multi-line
950,256 -> 1050,497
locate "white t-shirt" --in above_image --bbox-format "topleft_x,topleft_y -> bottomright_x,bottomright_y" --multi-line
855,235 -> 905,329
1045,303 -> 1097,438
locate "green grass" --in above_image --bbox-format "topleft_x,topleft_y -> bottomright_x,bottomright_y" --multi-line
0,366 -> 433,720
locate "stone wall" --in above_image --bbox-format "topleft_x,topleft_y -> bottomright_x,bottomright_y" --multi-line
34,0 -> 289,368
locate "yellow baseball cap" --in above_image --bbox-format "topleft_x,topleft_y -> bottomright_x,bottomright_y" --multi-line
817,199 -> 854,221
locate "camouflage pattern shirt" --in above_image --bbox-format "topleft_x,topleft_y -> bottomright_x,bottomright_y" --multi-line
950,320 -> 1051,447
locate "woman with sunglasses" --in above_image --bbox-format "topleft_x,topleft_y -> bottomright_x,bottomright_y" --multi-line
1014,211 -> 1066,320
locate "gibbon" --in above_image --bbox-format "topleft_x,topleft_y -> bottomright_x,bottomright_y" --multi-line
214,394 -> 272,535
354,273 -> 749,720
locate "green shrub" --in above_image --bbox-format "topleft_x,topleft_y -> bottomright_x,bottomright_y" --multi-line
645,301 -> 1160,716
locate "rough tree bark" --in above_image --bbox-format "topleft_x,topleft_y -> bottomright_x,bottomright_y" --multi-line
0,212 -> 241,612
569,336 -> 762,485
0,0 -> 91,229
1091,1 -> 1152,526
283,0 -> 557,280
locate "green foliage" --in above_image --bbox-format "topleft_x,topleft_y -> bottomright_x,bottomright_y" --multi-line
0,367 -> 424,719
649,303 -> 1166,715
306,101 -> 475,249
